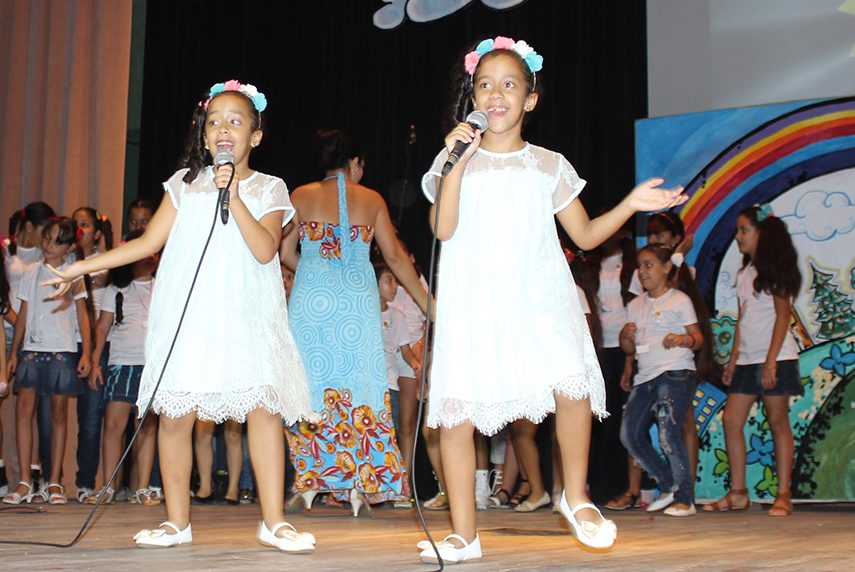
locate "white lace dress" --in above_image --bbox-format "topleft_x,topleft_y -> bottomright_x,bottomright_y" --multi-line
422,144 -> 606,435
138,167 -> 313,423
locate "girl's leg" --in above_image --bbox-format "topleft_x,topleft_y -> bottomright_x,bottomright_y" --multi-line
440,422 -> 477,543
246,408 -> 286,526
422,421 -> 446,490
510,419 -> 546,502
11,389 -> 36,496
721,394 -> 755,492
397,376 -> 419,475
682,406 -> 699,481
158,412 -> 196,529
47,395 -> 69,485
192,419 -> 214,498
223,420 -> 242,502
134,412 -> 158,490
554,394 -> 601,523
654,379 -> 694,507
101,401 -> 133,492
619,384 -> 673,496
762,395 -> 794,515
474,431 -> 490,507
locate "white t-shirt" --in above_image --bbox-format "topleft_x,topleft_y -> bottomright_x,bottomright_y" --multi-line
393,275 -> 428,342
735,264 -> 799,365
72,251 -> 108,343
18,262 -> 88,353
381,304 -> 421,391
101,279 -> 152,366
626,288 -> 697,385
4,245 -> 42,314
598,254 -> 628,348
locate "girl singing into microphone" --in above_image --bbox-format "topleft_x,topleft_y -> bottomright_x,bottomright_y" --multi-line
417,36 -> 686,563
45,80 -> 315,553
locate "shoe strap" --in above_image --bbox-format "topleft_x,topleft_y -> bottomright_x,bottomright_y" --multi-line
16,481 -> 33,492
268,521 -> 298,536
570,502 -> 603,519
442,533 -> 475,548
159,521 -> 185,535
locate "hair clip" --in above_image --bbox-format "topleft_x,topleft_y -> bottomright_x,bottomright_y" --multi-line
670,252 -> 684,268
756,203 -> 774,222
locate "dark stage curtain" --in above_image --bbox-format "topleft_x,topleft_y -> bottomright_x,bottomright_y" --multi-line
138,0 -> 647,264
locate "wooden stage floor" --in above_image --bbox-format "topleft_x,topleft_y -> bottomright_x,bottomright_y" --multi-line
0,500 -> 852,570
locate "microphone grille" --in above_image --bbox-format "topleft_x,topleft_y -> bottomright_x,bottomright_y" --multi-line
466,110 -> 489,132
214,147 -> 235,166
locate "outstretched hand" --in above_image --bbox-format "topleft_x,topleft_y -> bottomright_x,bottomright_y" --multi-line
40,263 -> 84,299
626,178 -> 687,213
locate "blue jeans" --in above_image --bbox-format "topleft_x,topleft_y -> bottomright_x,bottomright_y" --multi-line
76,342 -> 107,489
620,370 -> 695,505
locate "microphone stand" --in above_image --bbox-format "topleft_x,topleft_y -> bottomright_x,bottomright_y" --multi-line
396,125 -> 416,226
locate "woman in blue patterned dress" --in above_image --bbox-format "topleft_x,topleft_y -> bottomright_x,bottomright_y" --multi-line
281,129 -> 428,516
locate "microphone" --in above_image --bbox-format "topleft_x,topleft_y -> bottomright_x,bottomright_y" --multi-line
214,146 -> 235,225
441,110 -> 489,175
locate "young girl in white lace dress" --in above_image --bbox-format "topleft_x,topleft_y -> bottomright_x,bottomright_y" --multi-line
46,80 -> 315,553
418,37 -> 686,563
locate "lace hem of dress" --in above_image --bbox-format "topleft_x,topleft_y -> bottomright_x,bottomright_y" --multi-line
141,386 -> 315,424
426,373 -> 608,436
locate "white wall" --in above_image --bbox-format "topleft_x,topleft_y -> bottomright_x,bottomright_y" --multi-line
647,0 -> 855,116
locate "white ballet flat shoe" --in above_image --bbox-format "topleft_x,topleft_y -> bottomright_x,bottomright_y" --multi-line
258,521 -> 315,553
558,492 -> 617,549
419,533 -> 482,564
664,503 -> 696,517
646,491 -> 675,512
133,521 -> 192,548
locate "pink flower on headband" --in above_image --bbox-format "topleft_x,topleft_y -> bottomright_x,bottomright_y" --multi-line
492,36 -> 515,50
223,79 -> 242,91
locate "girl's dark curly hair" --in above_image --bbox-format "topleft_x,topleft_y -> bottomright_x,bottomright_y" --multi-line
444,43 -> 542,133
738,206 -> 801,300
312,129 -> 362,173
178,90 -> 263,185
639,244 -> 721,383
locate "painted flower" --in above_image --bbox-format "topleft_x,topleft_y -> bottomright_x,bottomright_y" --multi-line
711,315 -> 737,365
384,451 -> 403,477
352,405 -> 377,435
358,463 -> 380,493
746,434 -> 774,467
333,421 -> 359,449
819,343 -> 855,377
295,458 -> 307,472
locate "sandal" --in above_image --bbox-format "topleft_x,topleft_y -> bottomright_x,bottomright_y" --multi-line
2,481 -> 35,505
85,486 -> 114,505
702,488 -> 749,512
488,488 -> 511,508
423,491 -> 449,511
605,491 -> 641,511
768,491 -> 792,517
509,479 -> 530,507
514,491 -> 551,513
46,483 -> 67,505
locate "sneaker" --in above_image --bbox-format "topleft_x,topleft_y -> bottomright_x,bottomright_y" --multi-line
239,488 -> 255,504
76,487 -> 95,504
475,470 -> 490,511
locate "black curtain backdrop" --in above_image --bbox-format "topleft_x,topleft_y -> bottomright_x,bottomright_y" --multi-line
138,0 -> 647,264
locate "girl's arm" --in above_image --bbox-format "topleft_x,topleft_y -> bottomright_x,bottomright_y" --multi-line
89,310 -> 113,390
429,123 -> 483,241
619,322 -> 637,356
44,194 -> 177,292
619,353 -> 634,392
216,165 -> 284,264
556,178 -> 686,250
663,323 -> 703,350
761,295 -> 792,390
0,322 -> 7,390
8,300 -> 27,376
3,307 -> 17,328
373,196 -> 430,316
75,297 -> 92,378
279,216 -> 301,271
400,343 -> 422,376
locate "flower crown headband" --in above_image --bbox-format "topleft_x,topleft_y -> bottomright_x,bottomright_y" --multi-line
464,36 -> 544,79
200,79 -> 267,113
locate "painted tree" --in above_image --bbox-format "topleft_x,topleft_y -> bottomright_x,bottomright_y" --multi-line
809,262 -> 855,340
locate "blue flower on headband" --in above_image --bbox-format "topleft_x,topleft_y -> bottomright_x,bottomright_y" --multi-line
524,51 -> 543,73
475,38 -> 494,56
757,203 -> 774,222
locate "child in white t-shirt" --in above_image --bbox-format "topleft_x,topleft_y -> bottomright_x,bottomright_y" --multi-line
4,217 -> 91,505
618,244 -> 716,517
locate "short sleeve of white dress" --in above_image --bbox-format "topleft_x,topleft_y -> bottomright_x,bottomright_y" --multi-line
163,169 -> 189,209
421,148 -> 450,203
257,177 -> 296,226
552,155 -> 587,213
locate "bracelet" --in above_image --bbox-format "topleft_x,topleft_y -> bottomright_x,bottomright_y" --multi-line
763,363 -> 777,370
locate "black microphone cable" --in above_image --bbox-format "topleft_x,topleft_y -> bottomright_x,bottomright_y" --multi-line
409,171 -> 450,571
0,180 -> 228,548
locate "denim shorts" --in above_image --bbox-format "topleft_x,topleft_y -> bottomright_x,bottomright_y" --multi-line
14,351 -> 84,396
729,359 -> 802,397
103,365 -> 144,404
